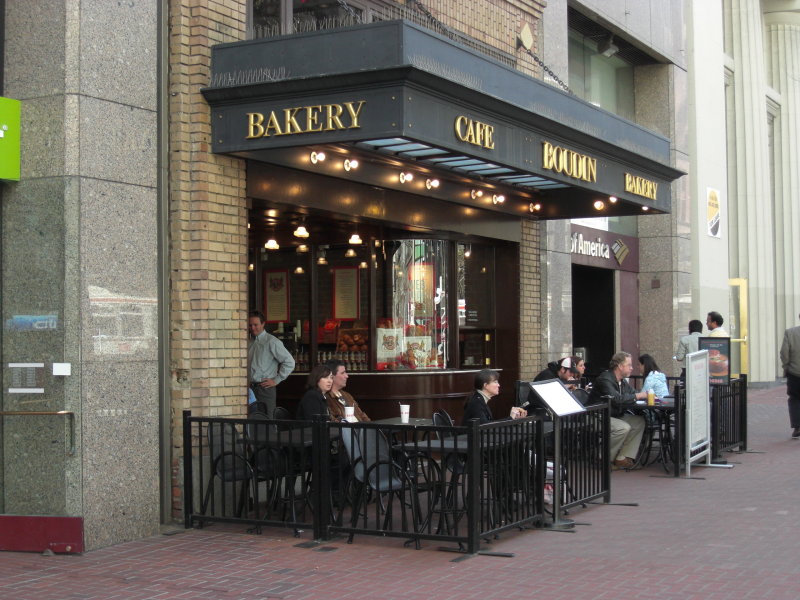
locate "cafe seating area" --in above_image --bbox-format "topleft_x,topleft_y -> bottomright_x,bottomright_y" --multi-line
182,377 -> 746,554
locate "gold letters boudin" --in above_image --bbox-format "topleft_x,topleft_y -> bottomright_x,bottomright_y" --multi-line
624,173 -> 658,200
246,101 -> 366,139
541,141 -> 597,183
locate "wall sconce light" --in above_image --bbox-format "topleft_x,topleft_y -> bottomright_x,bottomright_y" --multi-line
608,196 -> 618,204
348,233 -> 362,245
425,178 -> 440,189
293,225 -> 309,238
529,202 -> 541,212
464,244 -> 472,258
399,171 -> 414,184
470,189 -> 483,200
343,158 -> 359,171
492,194 -> 505,204
296,244 -> 309,253
345,248 -> 357,258
310,151 -> 326,164
593,200 -> 605,211
294,266 -> 305,274
265,238 -> 280,250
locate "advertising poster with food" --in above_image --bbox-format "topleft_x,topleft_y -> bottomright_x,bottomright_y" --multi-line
698,337 -> 730,385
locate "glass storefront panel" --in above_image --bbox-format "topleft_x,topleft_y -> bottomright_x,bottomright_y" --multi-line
1,178 -> 77,517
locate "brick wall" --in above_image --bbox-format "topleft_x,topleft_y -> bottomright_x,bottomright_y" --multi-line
519,219 -> 542,380
168,0 -> 249,518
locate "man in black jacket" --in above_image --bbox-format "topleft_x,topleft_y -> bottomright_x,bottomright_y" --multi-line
534,357 -> 577,384
589,352 -> 647,469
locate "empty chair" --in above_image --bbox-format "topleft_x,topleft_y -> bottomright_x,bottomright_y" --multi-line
201,421 -> 257,518
340,426 -> 421,548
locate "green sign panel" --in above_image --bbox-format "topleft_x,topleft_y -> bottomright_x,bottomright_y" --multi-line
0,96 -> 21,181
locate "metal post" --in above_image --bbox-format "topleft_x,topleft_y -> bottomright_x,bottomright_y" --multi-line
546,413 -> 574,529
182,410 -> 193,528
465,419 -> 481,554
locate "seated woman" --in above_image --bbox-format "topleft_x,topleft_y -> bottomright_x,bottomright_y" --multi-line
295,364 -> 334,420
462,369 -> 527,424
638,354 -> 670,398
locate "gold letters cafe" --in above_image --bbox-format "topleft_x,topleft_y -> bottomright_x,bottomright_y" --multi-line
203,20 -> 682,418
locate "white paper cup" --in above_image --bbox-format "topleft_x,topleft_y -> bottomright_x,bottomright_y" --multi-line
344,406 -> 355,420
400,404 -> 410,424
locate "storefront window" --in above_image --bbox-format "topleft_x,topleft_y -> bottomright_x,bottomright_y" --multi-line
252,0 -> 364,38
457,242 -> 496,368
375,240 -> 448,370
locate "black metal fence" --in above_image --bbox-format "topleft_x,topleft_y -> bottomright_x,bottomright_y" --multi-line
182,409 -> 608,552
711,375 -> 748,458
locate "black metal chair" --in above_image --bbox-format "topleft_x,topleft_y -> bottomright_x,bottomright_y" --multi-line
340,426 -> 421,548
429,409 -> 467,535
201,421 -> 257,518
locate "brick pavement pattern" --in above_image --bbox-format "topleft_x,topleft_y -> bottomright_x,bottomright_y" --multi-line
2,386 -> 799,599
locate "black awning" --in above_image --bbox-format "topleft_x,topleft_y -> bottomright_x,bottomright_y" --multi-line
203,20 -> 684,220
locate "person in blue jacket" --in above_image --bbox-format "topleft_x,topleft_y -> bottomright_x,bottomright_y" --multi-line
638,354 -> 670,398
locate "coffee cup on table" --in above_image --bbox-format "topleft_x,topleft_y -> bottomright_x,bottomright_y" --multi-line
400,404 -> 410,424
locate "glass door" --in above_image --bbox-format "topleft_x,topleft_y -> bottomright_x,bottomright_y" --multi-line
728,278 -> 749,377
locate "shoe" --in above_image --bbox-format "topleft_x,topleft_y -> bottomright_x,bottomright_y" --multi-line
612,457 -> 635,470
792,427 -> 800,438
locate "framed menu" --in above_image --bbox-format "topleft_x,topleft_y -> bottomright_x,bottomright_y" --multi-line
263,269 -> 289,323
527,379 -> 586,417
333,267 -> 359,320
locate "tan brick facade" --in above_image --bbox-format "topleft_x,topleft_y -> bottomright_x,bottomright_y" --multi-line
519,219 -> 543,380
166,0 -> 546,519
168,0 -> 249,517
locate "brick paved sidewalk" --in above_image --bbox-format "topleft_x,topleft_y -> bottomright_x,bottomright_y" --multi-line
2,385 -> 798,600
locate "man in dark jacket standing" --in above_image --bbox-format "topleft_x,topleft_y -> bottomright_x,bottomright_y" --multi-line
590,352 -> 647,469
780,314 -> 800,438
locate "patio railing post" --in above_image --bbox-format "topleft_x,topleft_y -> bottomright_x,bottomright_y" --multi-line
183,410 -> 193,528
465,419 -> 481,554
312,415 -> 329,541
740,374 -> 748,451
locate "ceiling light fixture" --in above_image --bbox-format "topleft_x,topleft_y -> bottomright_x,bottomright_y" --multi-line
317,254 -> 328,265
310,150 -> 326,164
470,189 -> 483,200
359,261 -> 369,269
425,178 -> 440,189
529,202 -> 541,212
349,233 -> 362,245
492,194 -> 505,204
294,266 -> 305,274
464,244 -> 472,258
296,244 -> 309,253
343,158 -> 359,171
248,263 -> 254,271
345,248 -> 357,258
265,238 -> 280,250
293,225 -> 309,238
609,196 -> 618,203
399,171 -> 413,183
642,206 -> 650,211
593,200 -> 605,211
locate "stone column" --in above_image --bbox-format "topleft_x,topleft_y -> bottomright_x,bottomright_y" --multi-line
764,6 -> 800,342
725,0 -> 777,382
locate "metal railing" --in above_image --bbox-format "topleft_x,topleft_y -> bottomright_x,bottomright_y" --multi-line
710,375 -> 747,458
558,402 -> 611,512
183,411 -> 567,552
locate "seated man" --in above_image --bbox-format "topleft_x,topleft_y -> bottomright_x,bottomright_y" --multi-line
534,357 -> 578,385
324,359 -> 370,422
589,351 -> 647,470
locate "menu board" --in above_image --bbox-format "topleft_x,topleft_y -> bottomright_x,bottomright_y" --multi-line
263,270 -> 289,323
528,380 -> 586,417
698,337 -> 730,385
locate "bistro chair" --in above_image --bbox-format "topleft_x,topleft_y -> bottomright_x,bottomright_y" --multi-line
427,409 -> 468,535
201,421 -> 257,519
340,425 -> 421,548
247,413 -> 293,521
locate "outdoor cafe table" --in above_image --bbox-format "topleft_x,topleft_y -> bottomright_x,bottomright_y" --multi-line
628,398 -> 680,476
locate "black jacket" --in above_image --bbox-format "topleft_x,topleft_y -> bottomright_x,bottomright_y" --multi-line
461,391 -> 493,425
588,369 -> 638,417
533,361 -> 560,382
296,389 -> 329,420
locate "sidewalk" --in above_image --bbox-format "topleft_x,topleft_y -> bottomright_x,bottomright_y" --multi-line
3,385 -> 798,600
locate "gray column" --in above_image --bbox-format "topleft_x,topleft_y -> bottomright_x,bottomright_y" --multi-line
764,7 -> 800,343
726,0 -> 777,381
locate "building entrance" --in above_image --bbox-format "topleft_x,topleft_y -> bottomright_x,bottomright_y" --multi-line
572,264 -> 615,376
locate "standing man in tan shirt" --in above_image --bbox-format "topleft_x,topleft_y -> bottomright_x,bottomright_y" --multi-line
780,313 -> 800,438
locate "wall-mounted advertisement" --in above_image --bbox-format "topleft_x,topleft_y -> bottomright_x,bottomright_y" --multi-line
707,187 -> 721,238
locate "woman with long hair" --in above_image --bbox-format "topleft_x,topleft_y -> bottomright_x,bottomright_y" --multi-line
638,353 -> 669,398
